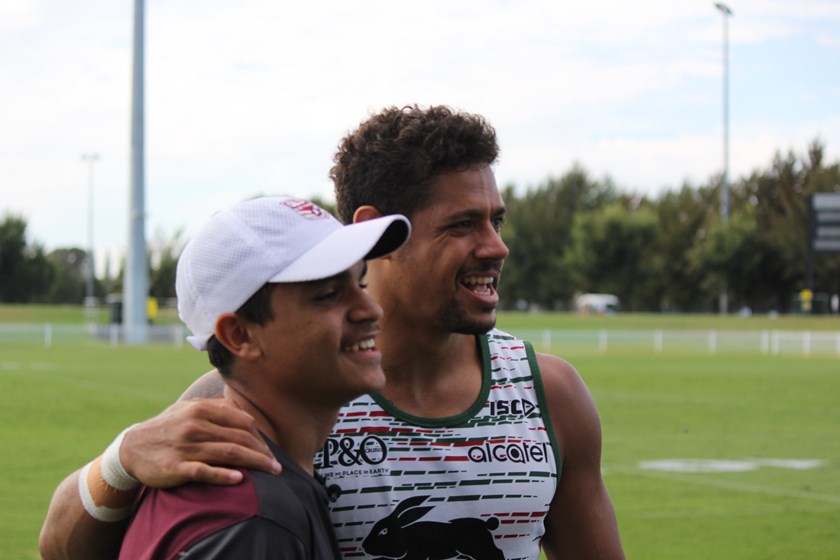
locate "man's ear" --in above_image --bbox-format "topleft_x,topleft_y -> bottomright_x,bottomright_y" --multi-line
353,205 -> 383,224
214,313 -> 262,361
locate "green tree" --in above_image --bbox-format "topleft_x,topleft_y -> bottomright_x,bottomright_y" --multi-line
732,139 -> 840,311
689,210 -> 771,310
801,142 -> 840,300
148,228 -> 186,301
654,183 -> 719,311
46,248 -> 89,303
502,165 -> 617,309
563,200 -> 660,310
0,213 -> 54,302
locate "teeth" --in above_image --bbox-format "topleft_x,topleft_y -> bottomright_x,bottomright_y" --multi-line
344,338 -> 375,352
462,276 -> 493,285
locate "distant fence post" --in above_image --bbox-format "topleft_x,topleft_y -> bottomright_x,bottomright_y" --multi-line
708,330 -> 717,355
44,324 -> 52,348
771,331 -> 780,355
761,330 -> 770,354
173,325 -> 184,348
654,330 -> 663,354
541,329 -> 551,351
599,330 -> 608,354
803,331 -> 811,357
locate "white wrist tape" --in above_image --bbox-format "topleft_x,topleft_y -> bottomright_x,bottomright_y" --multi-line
101,425 -> 140,491
78,425 -> 141,522
79,461 -> 134,522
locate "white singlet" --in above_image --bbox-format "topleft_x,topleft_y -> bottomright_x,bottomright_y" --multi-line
315,329 -> 562,560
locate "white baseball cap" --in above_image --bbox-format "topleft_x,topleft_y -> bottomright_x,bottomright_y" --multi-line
176,196 -> 410,350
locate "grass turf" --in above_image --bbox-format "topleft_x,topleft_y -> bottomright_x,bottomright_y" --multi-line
573,353 -> 840,559
1,319 -> 839,559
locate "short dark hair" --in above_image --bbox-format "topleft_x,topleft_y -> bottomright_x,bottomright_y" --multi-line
330,105 -> 499,224
206,283 -> 277,377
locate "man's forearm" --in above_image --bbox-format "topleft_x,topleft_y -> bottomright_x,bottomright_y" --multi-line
40,470 -> 133,560
40,371 -> 276,560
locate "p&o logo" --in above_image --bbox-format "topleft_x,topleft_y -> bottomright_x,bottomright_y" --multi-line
319,436 -> 388,468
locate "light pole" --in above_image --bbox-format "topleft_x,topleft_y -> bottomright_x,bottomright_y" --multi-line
715,2 -> 732,314
125,0 -> 149,343
81,152 -> 100,307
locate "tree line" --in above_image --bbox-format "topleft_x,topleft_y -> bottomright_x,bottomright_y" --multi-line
2,141 -> 838,313
502,140 -> 840,312
0,219 -> 184,307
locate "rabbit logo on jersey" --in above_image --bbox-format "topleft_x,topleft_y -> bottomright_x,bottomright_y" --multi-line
363,495 -> 505,560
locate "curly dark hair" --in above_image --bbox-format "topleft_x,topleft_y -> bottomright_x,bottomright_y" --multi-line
330,105 -> 500,224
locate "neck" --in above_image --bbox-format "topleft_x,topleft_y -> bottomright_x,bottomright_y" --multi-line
223,383 -> 338,475
376,315 -> 485,418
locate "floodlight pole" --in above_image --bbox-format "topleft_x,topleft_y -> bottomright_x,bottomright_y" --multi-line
715,2 -> 732,314
81,153 -> 99,306
124,0 -> 149,344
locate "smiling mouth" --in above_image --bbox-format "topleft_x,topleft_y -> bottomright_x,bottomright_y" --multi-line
461,275 -> 496,296
342,338 -> 377,352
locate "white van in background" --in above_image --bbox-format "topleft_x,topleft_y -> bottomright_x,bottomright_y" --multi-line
574,293 -> 621,314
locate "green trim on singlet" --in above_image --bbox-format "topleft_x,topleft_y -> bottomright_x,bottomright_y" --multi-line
369,334 -> 493,428
523,339 -> 564,474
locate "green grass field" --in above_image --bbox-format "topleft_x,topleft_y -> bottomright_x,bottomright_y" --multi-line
1,308 -> 839,559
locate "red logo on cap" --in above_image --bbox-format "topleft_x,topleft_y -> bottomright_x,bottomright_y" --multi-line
281,199 -> 329,219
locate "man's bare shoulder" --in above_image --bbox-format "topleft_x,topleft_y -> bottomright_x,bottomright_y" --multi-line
535,352 -> 591,402
534,352 -> 602,444
180,370 -> 225,400
534,354 -> 625,558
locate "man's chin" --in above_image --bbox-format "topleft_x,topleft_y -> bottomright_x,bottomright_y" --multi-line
436,302 -> 497,335
448,314 -> 498,335
453,322 -> 496,335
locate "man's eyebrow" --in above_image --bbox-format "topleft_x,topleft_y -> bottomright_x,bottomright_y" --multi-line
443,206 -> 507,221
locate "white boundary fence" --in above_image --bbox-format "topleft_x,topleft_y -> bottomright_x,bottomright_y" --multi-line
2,324 -> 839,357
507,329 -> 840,358
0,323 -> 186,348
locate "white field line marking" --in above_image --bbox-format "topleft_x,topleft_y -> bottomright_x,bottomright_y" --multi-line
638,458 -> 827,472
609,466 -> 840,506
627,503 -> 837,520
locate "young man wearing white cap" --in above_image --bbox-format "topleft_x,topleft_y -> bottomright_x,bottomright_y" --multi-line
42,106 -> 624,559
108,196 -> 409,558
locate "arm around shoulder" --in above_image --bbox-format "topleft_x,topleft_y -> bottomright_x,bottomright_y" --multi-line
40,470 -> 129,560
40,370 -> 281,560
536,353 -> 625,560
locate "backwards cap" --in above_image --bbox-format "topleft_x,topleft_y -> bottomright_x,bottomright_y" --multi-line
176,196 -> 410,350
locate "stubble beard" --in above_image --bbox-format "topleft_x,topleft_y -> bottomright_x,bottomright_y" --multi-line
434,298 -> 497,335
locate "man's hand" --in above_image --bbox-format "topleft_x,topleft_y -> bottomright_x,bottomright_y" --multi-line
121,399 -> 282,488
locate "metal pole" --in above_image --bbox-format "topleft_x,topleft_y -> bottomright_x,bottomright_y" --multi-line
716,2 -> 731,222
81,153 -> 99,306
124,0 -> 148,344
715,2 -> 732,315
806,194 -> 814,292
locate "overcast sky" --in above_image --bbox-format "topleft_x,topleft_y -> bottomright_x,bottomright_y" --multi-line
2,0 -> 839,273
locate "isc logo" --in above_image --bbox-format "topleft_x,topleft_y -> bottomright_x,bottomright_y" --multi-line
488,399 -> 537,417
